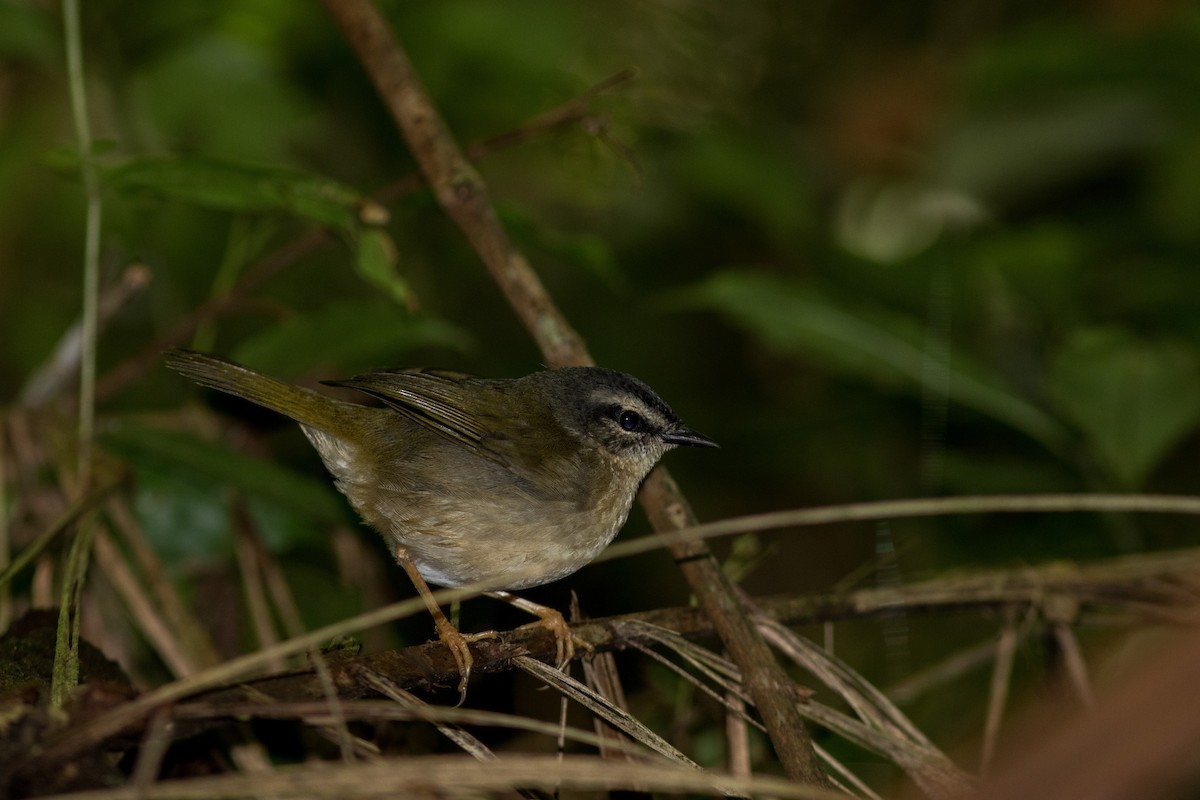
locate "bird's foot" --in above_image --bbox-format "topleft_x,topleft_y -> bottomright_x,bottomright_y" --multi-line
490,591 -> 577,670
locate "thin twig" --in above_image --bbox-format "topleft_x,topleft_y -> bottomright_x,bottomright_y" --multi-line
597,493 -> 1200,568
105,498 -> 221,669
321,0 -> 589,367
177,698 -> 658,761
32,754 -> 842,800
887,636 -> 1013,705
129,708 -> 174,789
957,623 -> 1200,800
575,596 -> 645,774
0,470 -> 125,591
20,265 -> 150,408
1051,622 -> 1095,708
92,530 -> 196,678
234,500 -> 358,764
96,233 -> 327,401
756,617 -> 974,798
34,590 -> 450,764
61,0 -> 101,485
980,608 -> 1023,775
358,666 -> 554,800
725,689 -> 751,778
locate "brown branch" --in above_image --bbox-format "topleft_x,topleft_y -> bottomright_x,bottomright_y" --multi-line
322,0 -> 588,368
319,0 -> 829,786
181,546 -> 1200,713
639,470 -> 830,785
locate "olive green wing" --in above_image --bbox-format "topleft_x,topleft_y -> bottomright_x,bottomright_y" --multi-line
323,368 -> 493,452
324,369 -> 573,498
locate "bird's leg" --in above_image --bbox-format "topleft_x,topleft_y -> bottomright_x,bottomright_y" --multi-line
395,548 -> 473,702
486,590 -> 577,670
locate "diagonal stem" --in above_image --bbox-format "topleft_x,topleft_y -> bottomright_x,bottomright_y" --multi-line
320,0 -> 828,785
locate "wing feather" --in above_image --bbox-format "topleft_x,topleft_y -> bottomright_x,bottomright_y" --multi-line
323,369 -> 492,451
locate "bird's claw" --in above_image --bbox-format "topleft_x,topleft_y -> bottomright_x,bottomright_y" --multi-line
433,615 -> 474,705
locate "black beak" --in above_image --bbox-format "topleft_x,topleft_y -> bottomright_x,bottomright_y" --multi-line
661,427 -> 719,448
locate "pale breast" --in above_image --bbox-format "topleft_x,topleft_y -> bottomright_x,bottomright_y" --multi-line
367,479 -> 636,589
300,411 -> 640,590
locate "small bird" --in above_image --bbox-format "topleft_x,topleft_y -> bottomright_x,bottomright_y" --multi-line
166,349 -> 716,693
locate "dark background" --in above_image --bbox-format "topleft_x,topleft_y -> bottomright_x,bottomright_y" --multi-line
3,0 -> 1200,787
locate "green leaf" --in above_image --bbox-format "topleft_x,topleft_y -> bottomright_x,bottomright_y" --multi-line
683,270 -> 1071,454
0,2 -> 56,62
230,303 -> 473,376
354,228 -> 410,305
1047,329 -> 1200,486
103,156 -> 367,232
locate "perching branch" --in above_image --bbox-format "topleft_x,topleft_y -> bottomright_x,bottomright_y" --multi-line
183,545 -> 1200,713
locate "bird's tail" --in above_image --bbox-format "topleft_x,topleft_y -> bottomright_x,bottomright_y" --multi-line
165,349 -> 341,430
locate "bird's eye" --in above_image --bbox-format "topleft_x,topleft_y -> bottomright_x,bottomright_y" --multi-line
617,409 -> 642,432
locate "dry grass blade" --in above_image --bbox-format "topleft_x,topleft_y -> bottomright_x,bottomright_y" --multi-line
36,588 -> 476,762
176,698 -> 662,761
105,498 -> 220,669
758,618 -> 927,744
233,520 -> 282,668
971,622 -> 1200,800
232,505 -> 359,764
361,668 -> 496,761
360,669 -> 555,800
92,530 -> 195,678
887,635 -> 1013,705
1049,621 -> 1095,708
725,687 -> 751,777
579,622 -> 642,764
756,618 -> 974,798
514,656 -> 699,768
596,494 -> 1200,568
575,601 -> 655,793
35,754 -> 846,800
618,620 -> 891,798
618,620 -> 753,706
980,608 -> 1023,775
129,708 -> 174,789
516,656 -> 758,798
812,741 -> 885,800
0,470 -> 123,591
799,702 -> 973,799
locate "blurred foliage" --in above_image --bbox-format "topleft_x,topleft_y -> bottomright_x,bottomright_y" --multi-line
4,0 -> 1200,788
